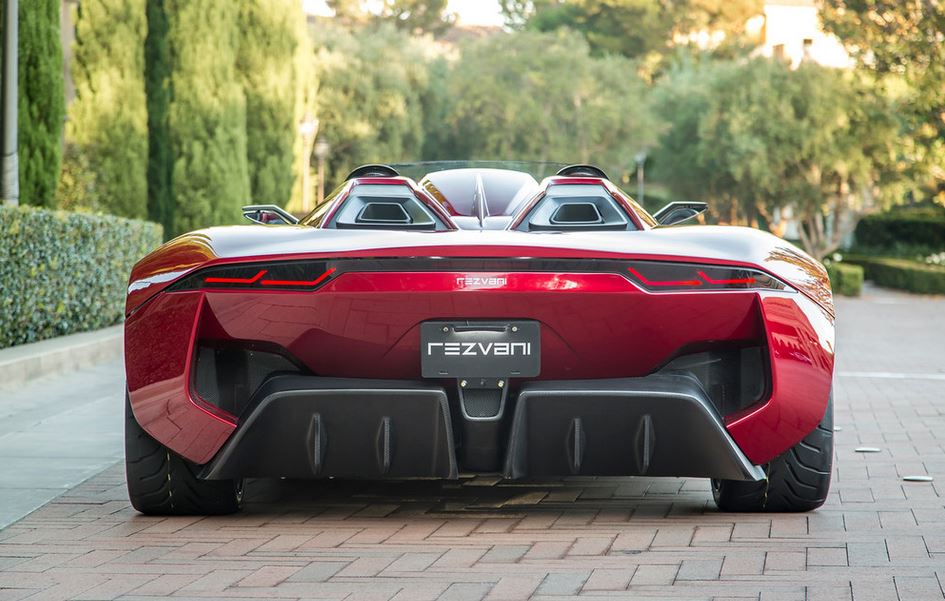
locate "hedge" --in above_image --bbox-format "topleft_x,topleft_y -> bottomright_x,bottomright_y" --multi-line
0,205 -> 163,348
854,209 -> 945,254
825,262 -> 863,297
846,257 -> 945,295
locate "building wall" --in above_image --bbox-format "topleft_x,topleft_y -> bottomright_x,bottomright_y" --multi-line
749,0 -> 851,69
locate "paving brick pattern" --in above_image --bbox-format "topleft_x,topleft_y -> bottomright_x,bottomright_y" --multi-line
1,287 -> 944,600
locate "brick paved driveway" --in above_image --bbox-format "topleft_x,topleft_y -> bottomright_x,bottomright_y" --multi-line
1,286 -> 944,601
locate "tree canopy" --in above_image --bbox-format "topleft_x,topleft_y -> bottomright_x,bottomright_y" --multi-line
312,22 -> 431,189
501,0 -> 763,60
653,56 -> 902,257
426,31 -> 660,182
326,0 -> 454,35
819,0 -> 945,202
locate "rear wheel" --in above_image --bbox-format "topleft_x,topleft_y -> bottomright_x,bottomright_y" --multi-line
713,395 -> 833,512
125,394 -> 242,515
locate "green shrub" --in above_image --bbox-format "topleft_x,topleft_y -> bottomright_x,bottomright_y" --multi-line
0,206 -> 162,348
847,257 -> 945,295
825,262 -> 864,297
854,209 -> 945,254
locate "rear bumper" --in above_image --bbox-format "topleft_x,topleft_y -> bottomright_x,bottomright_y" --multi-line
199,373 -> 764,482
125,271 -> 833,467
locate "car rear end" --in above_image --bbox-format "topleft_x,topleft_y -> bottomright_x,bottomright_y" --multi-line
123,167 -> 835,514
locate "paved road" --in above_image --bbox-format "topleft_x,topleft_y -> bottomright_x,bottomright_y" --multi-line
0,359 -> 125,530
0,285 -> 943,601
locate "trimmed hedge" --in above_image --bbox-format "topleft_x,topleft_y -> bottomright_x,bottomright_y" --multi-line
847,257 -> 945,295
0,206 -> 163,348
825,262 -> 863,297
854,209 -> 945,254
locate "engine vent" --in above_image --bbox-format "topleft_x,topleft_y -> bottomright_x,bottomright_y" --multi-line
326,184 -> 451,231
516,184 -> 635,232
550,202 -> 603,225
356,202 -> 411,224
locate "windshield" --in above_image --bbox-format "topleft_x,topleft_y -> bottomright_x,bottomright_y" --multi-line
390,161 -> 569,182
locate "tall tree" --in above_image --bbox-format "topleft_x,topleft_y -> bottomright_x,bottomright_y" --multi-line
67,0 -> 148,218
428,31 -> 660,181
312,22 -> 431,189
165,0 -> 250,235
653,57 -> 902,257
380,0 -> 455,36
18,0 -> 65,206
819,0 -> 945,201
502,0 -> 762,60
145,0 -> 173,233
238,0 -> 309,206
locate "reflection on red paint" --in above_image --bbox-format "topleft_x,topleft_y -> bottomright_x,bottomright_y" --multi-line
205,269 -> 267,284
261,267 -> 337,287
628,266 -> 702,287
698,270 -> 755,285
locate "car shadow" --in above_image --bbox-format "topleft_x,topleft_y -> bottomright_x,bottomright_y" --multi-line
240,475 -> 715,518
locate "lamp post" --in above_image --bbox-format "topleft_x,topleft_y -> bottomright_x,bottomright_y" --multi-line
634,151 -> 647,205
314,138 -> 331,207
298,115 -> 318,213
1,0 -> 18,207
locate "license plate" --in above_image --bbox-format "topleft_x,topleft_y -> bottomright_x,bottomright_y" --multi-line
421,321 -> 540,378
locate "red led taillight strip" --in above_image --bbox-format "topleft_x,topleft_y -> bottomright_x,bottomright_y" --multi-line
627,267 -> 702,287
260,267 -> 337,287
698,270 -> 755,285
204,269 -> 267,284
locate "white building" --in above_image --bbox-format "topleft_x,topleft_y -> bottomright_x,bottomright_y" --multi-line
747,0 -> 852,69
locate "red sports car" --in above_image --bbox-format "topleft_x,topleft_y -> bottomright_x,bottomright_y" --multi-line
123,162 -> 834,515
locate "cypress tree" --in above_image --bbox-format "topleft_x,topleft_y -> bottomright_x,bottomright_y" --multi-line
238,0 -> 304,206
68,0 -> 148,219
165,0 -> 249,235
18,0 -> 65,206
145,0 -> 173,233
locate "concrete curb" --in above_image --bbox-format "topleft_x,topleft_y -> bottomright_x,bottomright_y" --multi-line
0,325 -> 123,387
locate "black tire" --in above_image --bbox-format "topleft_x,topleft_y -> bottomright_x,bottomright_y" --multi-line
713,395 -> 833,512
125,394 -> 242,515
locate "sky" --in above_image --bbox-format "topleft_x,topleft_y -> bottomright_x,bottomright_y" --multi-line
302,0 -> 505,27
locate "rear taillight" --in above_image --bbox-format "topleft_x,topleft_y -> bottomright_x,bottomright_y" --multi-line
168,258 -> 788,294
625,261 -> 788,292
170,261 -> 336,292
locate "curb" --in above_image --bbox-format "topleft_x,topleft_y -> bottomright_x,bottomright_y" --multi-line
0,325 -> 123,387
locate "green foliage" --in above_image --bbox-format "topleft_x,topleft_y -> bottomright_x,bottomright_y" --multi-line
848,257 -> 945,295
652,56 -> 901,258
820,0 -> 945,202
428,31 -> 660,181
166,0 -> 250,235
0,206 -> 162,349
145,0 -> 173,234
57,143 -> 100,212
67,0 -> 148,219
502,0 -> 762,59
854,208 -> 945,254
381,0 -> 454,36
18,0 -> 65,207
825,262 -> 863,297
325,0 -> 454,34
238,0 -> 309,206
312,22 -> 430,189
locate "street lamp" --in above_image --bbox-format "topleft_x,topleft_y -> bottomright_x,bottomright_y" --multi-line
314,137 -> 331,207
298,115 -> 318,213
1,0 -> 19,207
634,151 -> 647,205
